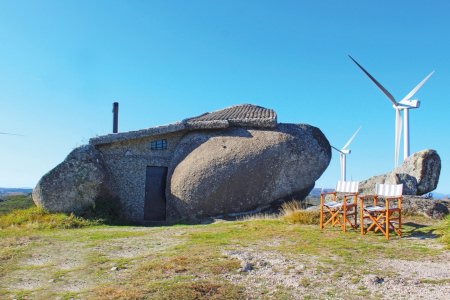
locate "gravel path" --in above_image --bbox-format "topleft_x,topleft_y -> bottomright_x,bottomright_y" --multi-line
223,243 -> 450,299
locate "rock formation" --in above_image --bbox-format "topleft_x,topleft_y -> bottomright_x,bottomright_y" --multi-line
168,124 -> 331,220
32,104 -> 332,222
359,149 -> 441,195
32,145 -> 115,213
402,196 -> 450,219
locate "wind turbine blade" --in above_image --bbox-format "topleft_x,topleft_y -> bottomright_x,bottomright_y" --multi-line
395,109 -> 402,167
400,71 -> 434,102
342,126 -> 362,150
348,55 -> 398,106
331,145 -> 344,154
0,132 -> 23,136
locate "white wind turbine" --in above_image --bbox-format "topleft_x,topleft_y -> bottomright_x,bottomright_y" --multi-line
331,126 -> 361,181
349,55 -> 434,167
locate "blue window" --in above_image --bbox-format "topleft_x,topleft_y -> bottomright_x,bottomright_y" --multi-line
150,139 -> 167,150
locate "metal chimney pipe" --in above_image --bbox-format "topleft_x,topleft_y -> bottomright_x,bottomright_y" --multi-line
112,102 -> 119,133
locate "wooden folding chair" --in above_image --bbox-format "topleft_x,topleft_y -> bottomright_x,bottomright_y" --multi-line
359,183 -> 403,240
320,181 -> 359,232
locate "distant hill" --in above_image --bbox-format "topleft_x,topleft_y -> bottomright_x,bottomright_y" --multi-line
0,187 -> 33,196
309,187 -> 333,197
431,192 -> 449,200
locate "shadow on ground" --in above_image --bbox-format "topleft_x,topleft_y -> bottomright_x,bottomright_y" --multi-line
403,222 -> 441,239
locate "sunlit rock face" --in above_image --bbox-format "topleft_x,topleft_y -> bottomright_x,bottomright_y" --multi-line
168,124 -> 331,221
359,149 -> 441,196
32,145 -> 115,213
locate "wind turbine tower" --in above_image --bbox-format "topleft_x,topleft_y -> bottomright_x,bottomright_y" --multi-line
332,126 -> 361,181
349,55 -> 433,167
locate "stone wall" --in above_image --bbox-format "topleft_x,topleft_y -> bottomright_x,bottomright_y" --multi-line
96,131 -> 186,222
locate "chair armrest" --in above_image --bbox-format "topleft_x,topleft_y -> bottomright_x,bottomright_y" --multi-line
381,196 -> 402,200
320,191 -> 336,196
358,194 -> 377,199
342,193 -> 358,197
359,194 -> 378,207
384,196 -> 402,209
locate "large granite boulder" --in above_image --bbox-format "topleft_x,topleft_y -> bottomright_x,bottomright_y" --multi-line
359,149 -> 441,195
32,145 -> 114,213
167,124 -> 331,220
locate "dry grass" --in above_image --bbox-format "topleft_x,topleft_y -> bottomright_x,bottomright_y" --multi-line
93,285 -> 144,300
0,206 -> 97,229
280,201 -> 320,224
239,212 -> 278,221
95,280 -> 245,300
0,202 -> 448,299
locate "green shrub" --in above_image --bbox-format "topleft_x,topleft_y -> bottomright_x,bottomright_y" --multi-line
0,206 -> 97,229
280,201 -> 320,225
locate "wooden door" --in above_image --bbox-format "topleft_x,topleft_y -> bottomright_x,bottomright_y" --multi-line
144,166 -> 167,221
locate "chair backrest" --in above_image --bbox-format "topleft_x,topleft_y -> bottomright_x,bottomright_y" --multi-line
336,181 -> 359,193
375,183 -> 403,197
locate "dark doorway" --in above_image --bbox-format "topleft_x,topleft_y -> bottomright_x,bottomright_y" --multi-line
144,166 -> 167,221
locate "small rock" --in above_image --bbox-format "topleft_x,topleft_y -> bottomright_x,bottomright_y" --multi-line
257,261 -> 269,267
48,279 -> 55,283
111,266 -> 118,271
240,261 -> 254,272
372,276 -> 384,284
425,202 -> 449,219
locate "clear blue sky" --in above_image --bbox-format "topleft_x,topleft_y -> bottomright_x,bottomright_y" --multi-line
0,1 -> 448,194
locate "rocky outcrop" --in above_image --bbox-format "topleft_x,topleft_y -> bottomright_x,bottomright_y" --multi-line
359,149 -> 441,196
402,196 -> 450,219
32,145 -> 115,213
33,104 -> 331,223
167,124 -> 331,221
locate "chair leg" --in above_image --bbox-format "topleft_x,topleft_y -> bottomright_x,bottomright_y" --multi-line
366,213 -> 387,237
344,209 -> 357,229
385,210 -> 389,240
320,204 -> 324,230
343,206 -> 347,232
360,205 -> 364,235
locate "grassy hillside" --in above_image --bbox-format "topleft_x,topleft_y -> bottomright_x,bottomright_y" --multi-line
0,194 -> 34,216
0,204 -> 449,299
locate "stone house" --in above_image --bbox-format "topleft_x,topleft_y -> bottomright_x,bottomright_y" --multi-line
33,104 -> 331,223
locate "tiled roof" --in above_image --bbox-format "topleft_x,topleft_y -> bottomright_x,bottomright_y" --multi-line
90,104 -> 277,145
186,104 -> 276,122
183,104 -> 277,129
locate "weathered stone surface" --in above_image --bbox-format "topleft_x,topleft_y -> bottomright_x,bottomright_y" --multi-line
167,124 -> 331,221
397,149 -> 441,195
32,145 -> 114,213
359,149 -> 441,195
402,196 -> 450,219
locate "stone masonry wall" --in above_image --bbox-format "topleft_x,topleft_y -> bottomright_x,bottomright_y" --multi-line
96,131 -> 186,222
